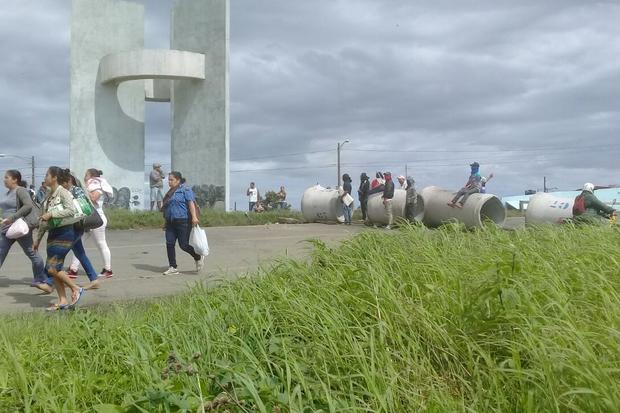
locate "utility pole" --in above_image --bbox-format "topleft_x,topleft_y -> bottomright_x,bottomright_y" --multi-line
543,176 -> 547,193
405,164 -> 408,178
31,155 -> 35,187
337,139 -> 350,188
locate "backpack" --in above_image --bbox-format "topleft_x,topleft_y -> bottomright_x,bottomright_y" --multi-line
572,194 -> 586,216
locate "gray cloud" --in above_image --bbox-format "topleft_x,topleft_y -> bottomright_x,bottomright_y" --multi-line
0,0 -> 618,208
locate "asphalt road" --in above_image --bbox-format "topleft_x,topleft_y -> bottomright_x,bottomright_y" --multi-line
0,218 -> 525,314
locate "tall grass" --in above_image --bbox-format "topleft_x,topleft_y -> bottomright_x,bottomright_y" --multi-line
0,224 -> 619,412
105,209 -> 304,230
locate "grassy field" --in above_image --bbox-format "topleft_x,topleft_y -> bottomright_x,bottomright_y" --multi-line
1,224 -> 619,412
105,209 -> 305,230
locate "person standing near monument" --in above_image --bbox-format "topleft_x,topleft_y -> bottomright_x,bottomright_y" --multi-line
162,171 -> 204,275
358,172 -> 370,222
67,169 -> 114,279
247,182 -> 259,212
150,163 -> 165,211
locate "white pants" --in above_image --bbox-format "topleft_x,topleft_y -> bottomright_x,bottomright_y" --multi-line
70,212 -> 112,271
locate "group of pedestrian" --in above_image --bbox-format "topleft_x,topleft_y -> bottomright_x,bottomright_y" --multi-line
1,164 -> 207,311
245,183 -> 288,212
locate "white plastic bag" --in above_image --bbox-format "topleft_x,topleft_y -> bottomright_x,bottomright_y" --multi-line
6,218 -> 29,239
189,226 -> 210,257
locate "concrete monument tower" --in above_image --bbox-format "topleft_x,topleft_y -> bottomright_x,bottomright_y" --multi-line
70,0 -> 229,210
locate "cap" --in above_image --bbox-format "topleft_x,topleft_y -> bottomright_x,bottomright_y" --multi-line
470,162 -> 480,167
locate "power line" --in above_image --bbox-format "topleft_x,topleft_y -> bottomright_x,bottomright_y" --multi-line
347,143 -> 620,154
231,149 -> 332,162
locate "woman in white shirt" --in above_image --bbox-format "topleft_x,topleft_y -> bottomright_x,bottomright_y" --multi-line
67,169 -> 114,278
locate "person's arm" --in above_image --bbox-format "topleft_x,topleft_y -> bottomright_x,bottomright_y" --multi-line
89,189 -> 103,204
589,195 -> 615,215
247,188 -> 251,196
185,189 -> 200,225
7,188 -> 33,223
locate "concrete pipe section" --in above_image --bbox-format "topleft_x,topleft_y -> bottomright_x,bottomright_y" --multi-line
421,186 -> 506,228
301,185 -> 344,223
525,192 -> 574,225
367,189 -> 425,225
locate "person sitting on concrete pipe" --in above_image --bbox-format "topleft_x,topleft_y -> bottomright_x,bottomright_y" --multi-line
383,172 -> 395,230
572,182 -> 617,224
369,172 -> 385,195
480,173 -> 494,194
448,162 -> 482,208
405,176 -> 417,222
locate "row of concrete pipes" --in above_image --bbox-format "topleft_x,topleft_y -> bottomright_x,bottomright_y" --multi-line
301,185 -> 507,228
302,186 -> 591,227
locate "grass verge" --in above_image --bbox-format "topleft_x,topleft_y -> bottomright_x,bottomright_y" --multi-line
105,209 -> 305,230
1,224 -> 619,412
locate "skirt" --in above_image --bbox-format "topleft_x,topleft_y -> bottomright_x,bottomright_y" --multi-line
45,225 -> 77,274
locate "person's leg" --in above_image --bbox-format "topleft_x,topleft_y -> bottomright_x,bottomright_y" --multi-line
91,215 -> 112,271
15,232 -> 46,282
249,202 -> 255,212
459,188 -> 479,206
361,199 -> 368,221
165,222 -> 178,268
176,220 -> 201,261
450,188 -> 467,205
385,200 -> 393,228
69,231 -> 91,272
346,205 -> 353,224
0,232 -> 16,270
71,237 -> 98,282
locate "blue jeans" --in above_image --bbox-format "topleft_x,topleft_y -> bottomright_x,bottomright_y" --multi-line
165,219 -> 201,268
343,204 -> 353,224
279,202 -> 286,209
0,230 -> 47,283
249,202 -> 256,212
72,229 -> 98,282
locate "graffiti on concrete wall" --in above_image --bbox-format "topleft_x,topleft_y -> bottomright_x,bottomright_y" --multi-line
103,187 -> 142,209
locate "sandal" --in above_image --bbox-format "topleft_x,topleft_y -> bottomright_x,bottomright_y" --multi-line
46,303 -> 69,312
71,287 -> 85,307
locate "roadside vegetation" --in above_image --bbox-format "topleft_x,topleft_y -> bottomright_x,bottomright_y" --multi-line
1,224 -> 619,412
105,209 -> 305,230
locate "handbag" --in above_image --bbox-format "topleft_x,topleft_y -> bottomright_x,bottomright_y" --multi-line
82,207 -> 104,230
6,218 -> 29,239
15,187 -> 41,229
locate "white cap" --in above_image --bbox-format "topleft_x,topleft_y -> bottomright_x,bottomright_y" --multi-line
583,182 -> 594,192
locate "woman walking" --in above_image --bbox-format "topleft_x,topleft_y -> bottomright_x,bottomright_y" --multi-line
62,173 -> 101,290
33,167 -> 84,310
0,170 -> 52,293
162,171 -> 204,275
67,168 -> 113,278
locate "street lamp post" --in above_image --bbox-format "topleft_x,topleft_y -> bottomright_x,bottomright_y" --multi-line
0,154 -> 36,186
337,139 -> 350,188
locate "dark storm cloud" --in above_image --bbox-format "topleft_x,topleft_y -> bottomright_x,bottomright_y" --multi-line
1,0 -> 618,206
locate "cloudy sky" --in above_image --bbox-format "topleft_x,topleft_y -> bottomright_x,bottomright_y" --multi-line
1,0 -> 619,209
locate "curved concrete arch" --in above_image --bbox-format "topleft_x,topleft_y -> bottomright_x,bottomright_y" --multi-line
99,49 -> 205,84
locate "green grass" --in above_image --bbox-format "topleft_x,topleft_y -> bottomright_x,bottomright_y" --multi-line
105,209 -> 305,230
1,224 -> 619,412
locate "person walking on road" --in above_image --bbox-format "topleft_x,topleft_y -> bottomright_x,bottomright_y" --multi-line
0,170 -> 52,293
383,172 -> 395,230
162,171 -> 204,275
67,169 -> 114,279
62,173 -> 101,290
247,182 -> 259,212
358,172 -> 370,222
341,174 -> 353,225
150,163 -> 165,211
33,167 -> 84,311
448,162 -> 482,208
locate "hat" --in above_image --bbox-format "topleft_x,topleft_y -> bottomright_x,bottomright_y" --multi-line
470,162 -> 480,167
397,175 -> 405,181
583,182 -> 594,192
153,163 -> 161,168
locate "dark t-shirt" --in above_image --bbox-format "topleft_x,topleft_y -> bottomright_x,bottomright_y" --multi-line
343,182 -> 352,195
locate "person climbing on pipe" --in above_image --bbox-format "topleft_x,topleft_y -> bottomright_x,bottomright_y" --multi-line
572,182 -> 617,225
447,162 -> 482,208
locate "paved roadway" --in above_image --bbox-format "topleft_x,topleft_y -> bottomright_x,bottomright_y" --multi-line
0,218 -> 524,314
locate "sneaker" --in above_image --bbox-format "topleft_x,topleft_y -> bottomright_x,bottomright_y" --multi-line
195,256 -> 205,272
67,269 -> 78,279
163,266 -> 180,275
385,225 -> 392,230
100,269 -> 114,278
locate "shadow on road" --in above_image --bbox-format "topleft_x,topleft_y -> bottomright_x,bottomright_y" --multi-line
6,291 -> 52,308
0,276 -> 32,289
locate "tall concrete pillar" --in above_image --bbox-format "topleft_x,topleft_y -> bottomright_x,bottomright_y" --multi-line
171,0 -> 230,210
70,0 -> 145,209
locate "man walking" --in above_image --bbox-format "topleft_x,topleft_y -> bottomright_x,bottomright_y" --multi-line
383,172 -> 395,229
149,163 -> 165,211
